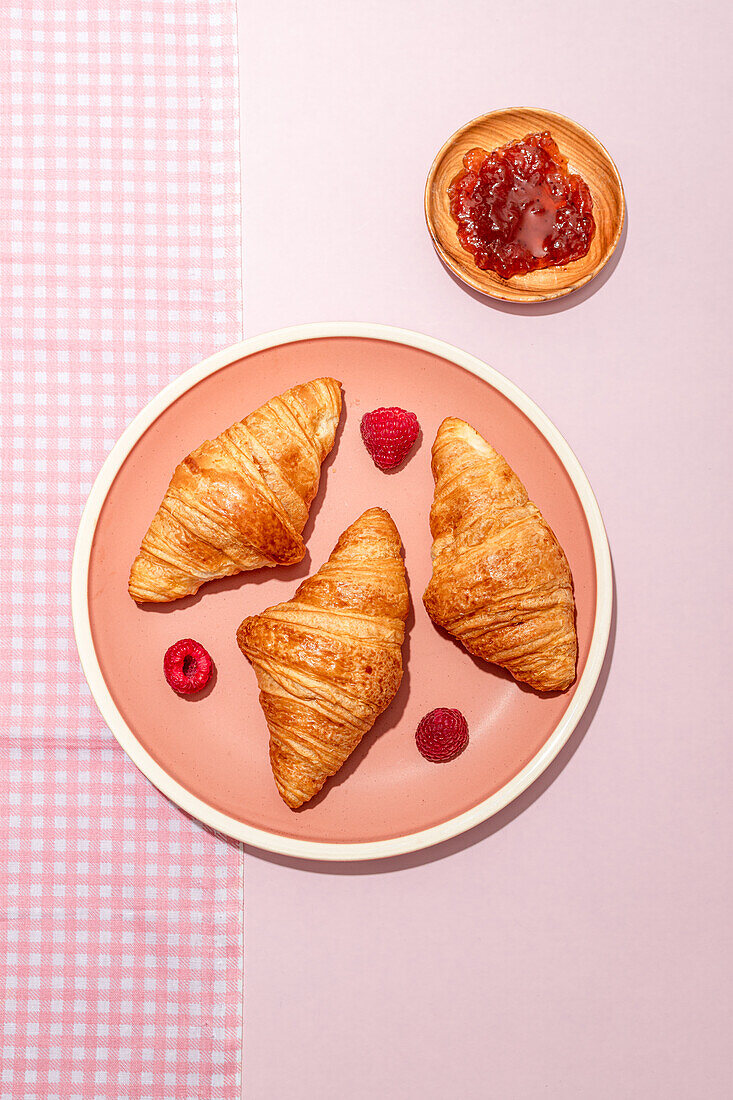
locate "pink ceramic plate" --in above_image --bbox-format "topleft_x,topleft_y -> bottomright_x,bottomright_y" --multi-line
72,324 -> 612,861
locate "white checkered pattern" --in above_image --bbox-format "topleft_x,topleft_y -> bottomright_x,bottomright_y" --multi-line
0,3 -> 243,1097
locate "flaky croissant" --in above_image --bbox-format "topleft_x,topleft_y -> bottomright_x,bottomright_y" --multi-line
423,417 -> 577,692
128,377 -> 342,602
237,508 -> 409,809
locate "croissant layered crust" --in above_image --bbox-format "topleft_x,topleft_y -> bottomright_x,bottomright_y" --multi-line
128,377 -> 342,602
423,417 -> 577,693
237,507 -> 409,809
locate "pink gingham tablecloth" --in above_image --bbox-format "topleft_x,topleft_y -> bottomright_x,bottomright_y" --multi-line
0,3 -> 243,1097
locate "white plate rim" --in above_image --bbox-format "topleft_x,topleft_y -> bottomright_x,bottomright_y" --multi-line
71,321 -> 613,862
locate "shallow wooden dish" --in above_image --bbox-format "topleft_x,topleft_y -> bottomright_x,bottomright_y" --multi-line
425,107 -> 625,303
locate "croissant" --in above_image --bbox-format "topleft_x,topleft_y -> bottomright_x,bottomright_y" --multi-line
237,508 -> 409,809
128,377 -> 342,602
423,417 -> 577,692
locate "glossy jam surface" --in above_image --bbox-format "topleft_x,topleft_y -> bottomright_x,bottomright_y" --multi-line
448,131 -> 595,279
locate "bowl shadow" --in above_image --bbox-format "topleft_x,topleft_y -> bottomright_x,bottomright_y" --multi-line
440,214 -> 628,316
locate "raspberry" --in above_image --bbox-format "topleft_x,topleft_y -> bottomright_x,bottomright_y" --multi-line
415,708 -> 469,763
163,638 -> 213,695
360,406 -> 420,471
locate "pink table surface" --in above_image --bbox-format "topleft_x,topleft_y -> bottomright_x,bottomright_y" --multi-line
239,2 -> 731,1097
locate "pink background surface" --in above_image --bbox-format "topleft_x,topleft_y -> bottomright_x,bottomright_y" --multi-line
239,2 -> 731,1098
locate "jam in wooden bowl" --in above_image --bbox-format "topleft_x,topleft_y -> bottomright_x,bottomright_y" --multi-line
449,132 -> 595,280
425,108 -> 625,304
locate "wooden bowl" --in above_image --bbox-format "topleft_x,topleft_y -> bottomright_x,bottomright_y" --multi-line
425,107 -> 625,303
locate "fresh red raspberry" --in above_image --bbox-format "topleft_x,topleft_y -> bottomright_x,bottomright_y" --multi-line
415,708 -> 469,763
163,638 -> 213,695
360,406 -> 420,471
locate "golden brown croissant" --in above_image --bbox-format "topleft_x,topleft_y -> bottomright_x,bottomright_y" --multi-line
128,377 -> 342,602
237,508 -> 409,809
423,417 -> 577,692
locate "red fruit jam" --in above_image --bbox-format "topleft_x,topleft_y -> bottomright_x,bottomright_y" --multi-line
448,131 -> 595,280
